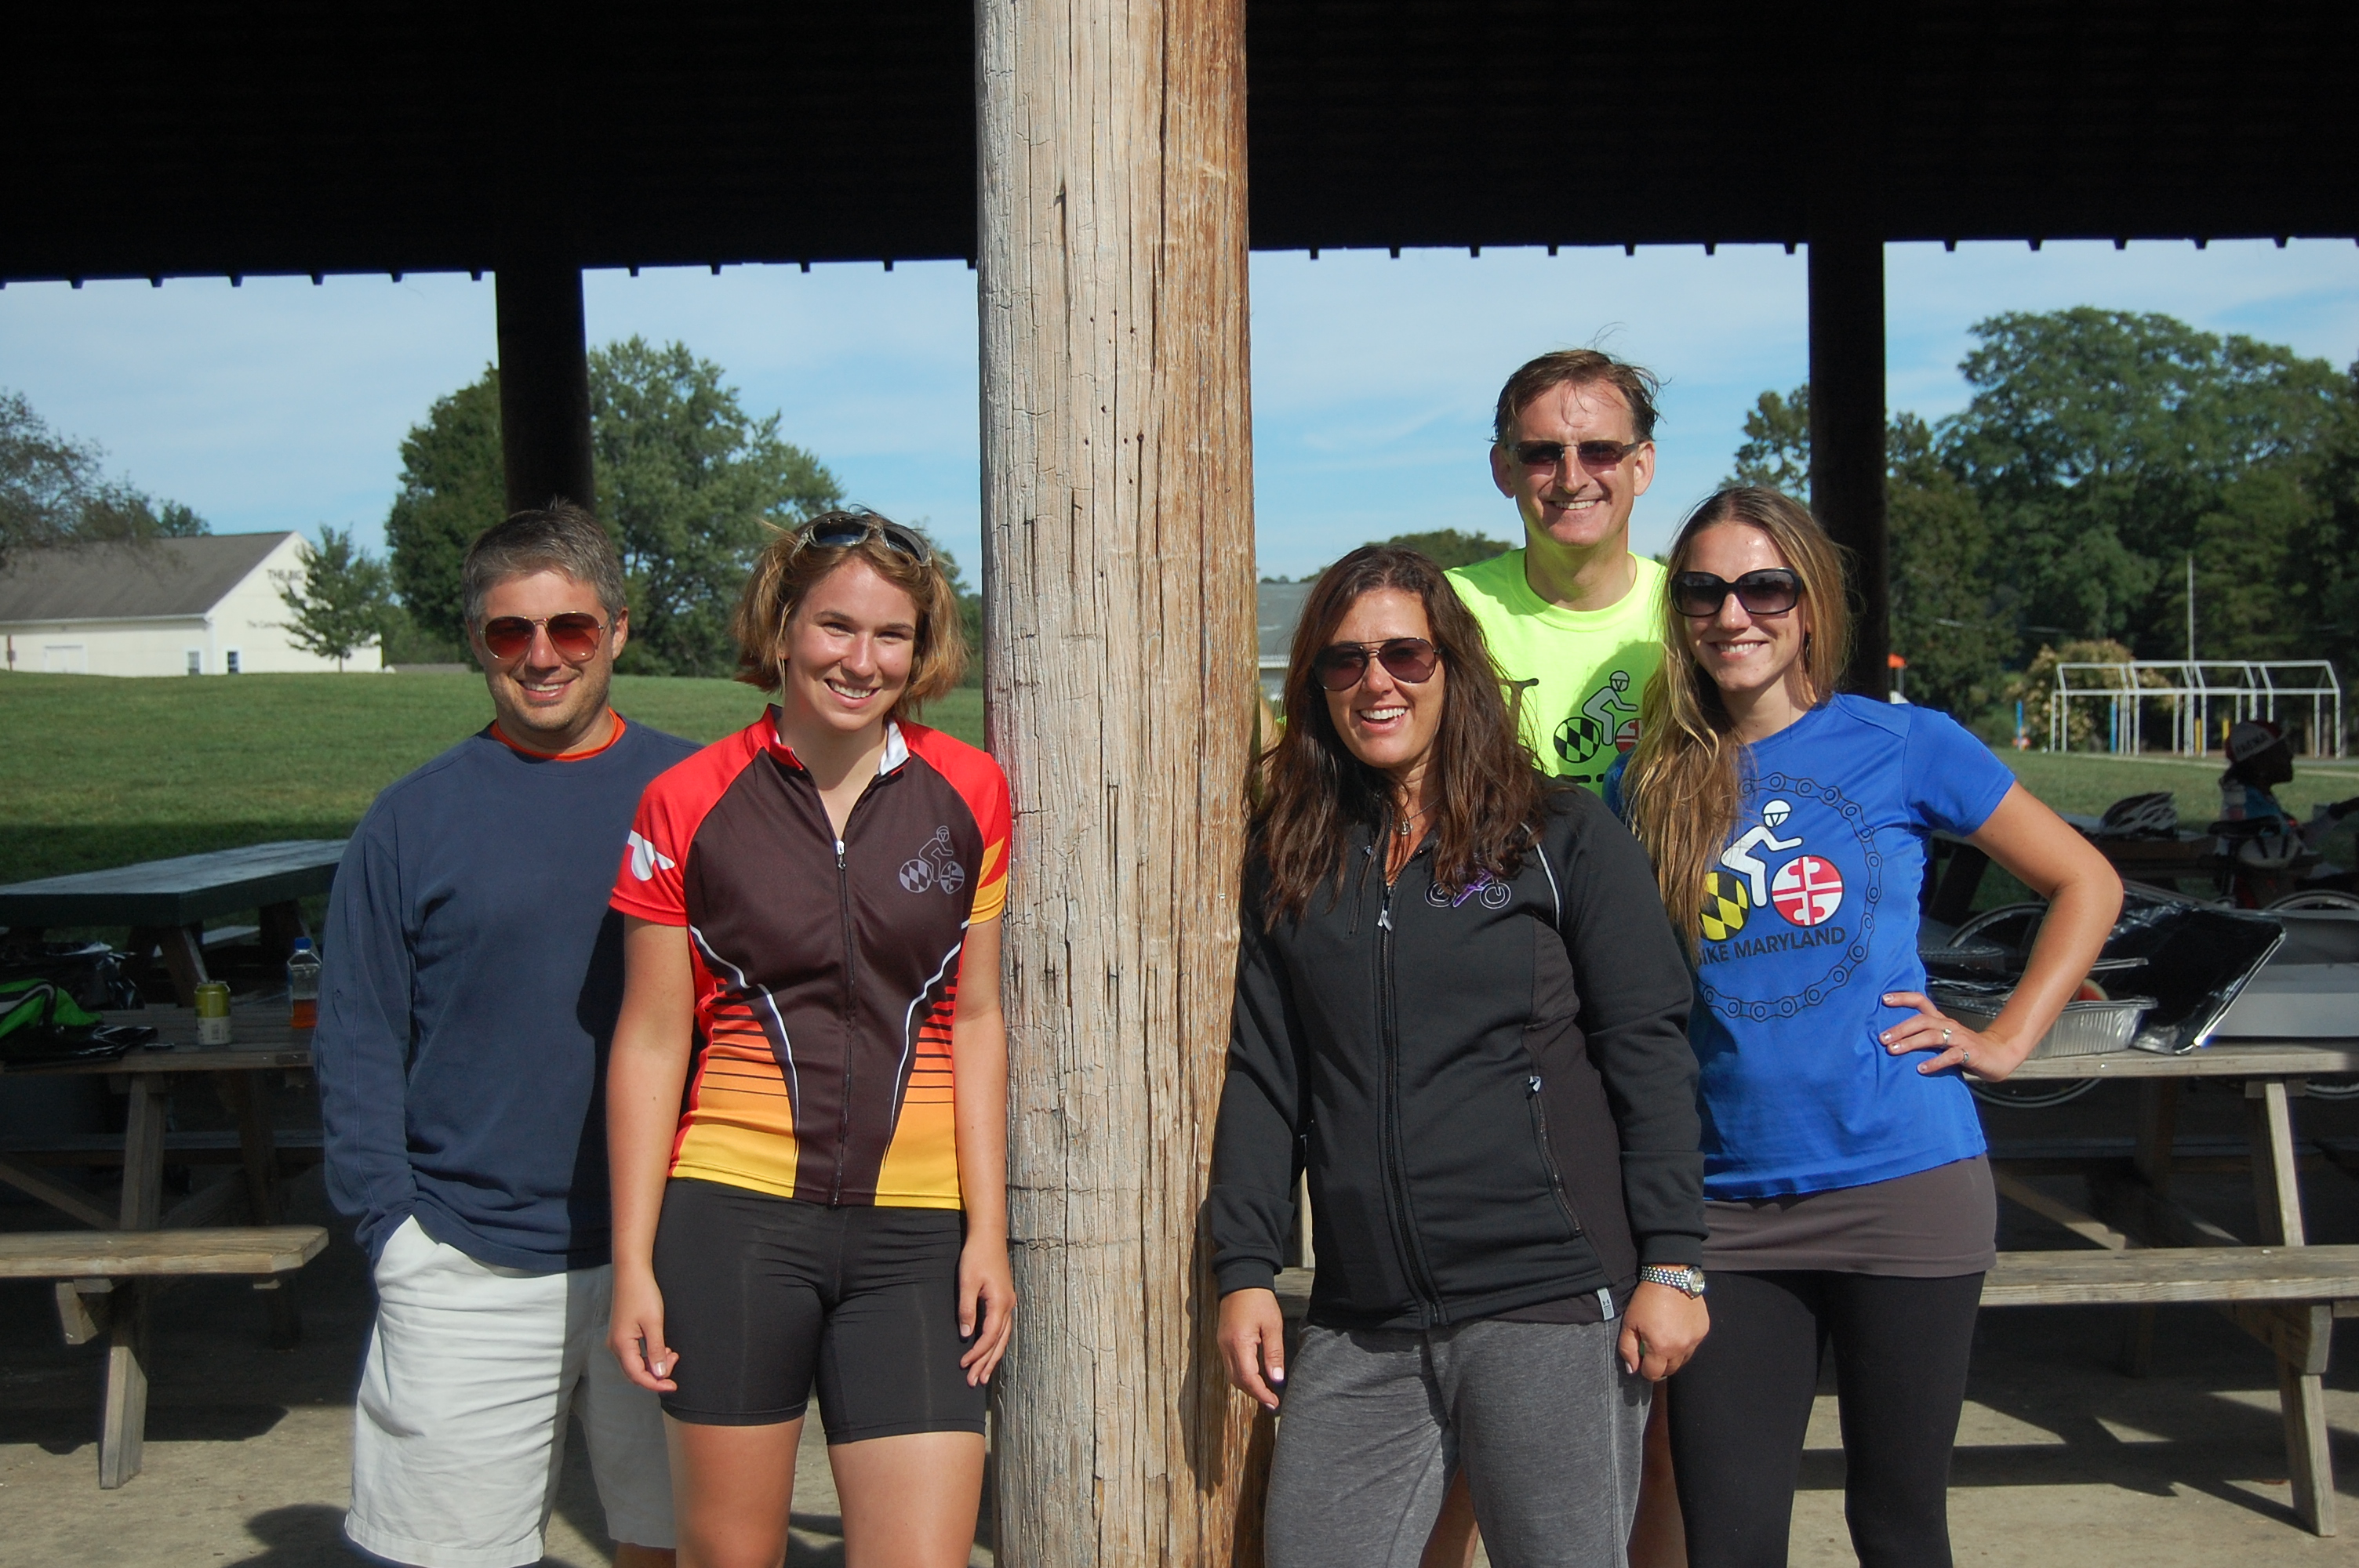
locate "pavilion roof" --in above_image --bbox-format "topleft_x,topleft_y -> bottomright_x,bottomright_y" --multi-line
6,2 -> 2353,285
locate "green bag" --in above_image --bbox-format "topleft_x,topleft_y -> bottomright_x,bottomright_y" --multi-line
0,977 -> 102,1040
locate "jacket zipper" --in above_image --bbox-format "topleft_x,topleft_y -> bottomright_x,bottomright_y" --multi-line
1376,866 -> 1448,1324
832,832 -> 855,1204
825,766 -> 895,1207
1526,1076 -> 1585,1243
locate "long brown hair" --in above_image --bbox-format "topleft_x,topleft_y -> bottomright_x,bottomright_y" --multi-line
1252,546 -> 1550,923
1622,487 -> 1852,952
729,509 -> 967,720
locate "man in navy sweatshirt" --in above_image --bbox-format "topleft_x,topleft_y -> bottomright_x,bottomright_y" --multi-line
317,505 -> 696,1568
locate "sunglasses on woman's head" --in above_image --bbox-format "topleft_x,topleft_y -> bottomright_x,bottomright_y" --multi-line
1312,637 -> 1440,691
800,516 -> 932,566
1671,569 -> 1802,619
479,613 -> 609,664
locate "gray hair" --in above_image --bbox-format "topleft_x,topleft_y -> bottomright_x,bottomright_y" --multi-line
461,503 -> 628,628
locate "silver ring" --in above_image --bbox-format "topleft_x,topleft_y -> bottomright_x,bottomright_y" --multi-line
1961,1049 -> 1972,1068
1941,1027 -> 1953,1044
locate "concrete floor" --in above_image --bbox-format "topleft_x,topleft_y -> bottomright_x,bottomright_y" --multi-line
8,1075 -> 2359,1564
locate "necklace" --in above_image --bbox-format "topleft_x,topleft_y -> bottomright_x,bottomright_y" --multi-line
1395,802 -> 1430,838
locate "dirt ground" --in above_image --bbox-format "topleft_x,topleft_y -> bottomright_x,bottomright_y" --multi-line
7,1073 -> 2359,1565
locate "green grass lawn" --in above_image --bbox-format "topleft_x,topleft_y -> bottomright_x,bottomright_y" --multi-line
3,668 -> 2352,904
0,672 -> 983,884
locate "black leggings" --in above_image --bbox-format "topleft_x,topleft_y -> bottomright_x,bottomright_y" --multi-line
1666,1269 -> 1983,1568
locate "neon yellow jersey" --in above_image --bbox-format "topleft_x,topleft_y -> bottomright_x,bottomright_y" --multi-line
1446,550 -> 1667,794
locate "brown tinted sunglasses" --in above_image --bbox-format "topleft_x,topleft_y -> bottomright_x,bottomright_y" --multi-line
480,613 -> 610,664
1312,637 -> 1440,691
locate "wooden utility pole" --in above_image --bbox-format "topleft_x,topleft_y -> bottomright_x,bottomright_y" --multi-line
976,0 -> 1261,1560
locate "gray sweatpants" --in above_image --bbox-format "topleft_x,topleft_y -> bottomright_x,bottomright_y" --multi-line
1265,1316 -> 1649,1568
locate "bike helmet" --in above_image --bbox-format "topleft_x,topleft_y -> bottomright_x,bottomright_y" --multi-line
2098,791 -> 2179,839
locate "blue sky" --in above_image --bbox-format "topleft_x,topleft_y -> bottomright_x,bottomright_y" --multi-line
3,239 -> 2356,586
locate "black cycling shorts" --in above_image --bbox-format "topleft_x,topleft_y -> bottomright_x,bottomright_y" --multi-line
651,1178 -> 987,1440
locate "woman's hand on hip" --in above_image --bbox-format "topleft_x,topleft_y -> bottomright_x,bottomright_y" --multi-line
958,1232 -> 1017,1387
608,1267 -> 678,1394
1619,1282 -> 1708,1381
1880,991 -> 2029,1082
1217,1288 -> 1288,1410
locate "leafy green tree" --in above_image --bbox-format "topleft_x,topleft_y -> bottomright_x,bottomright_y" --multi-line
277,525 -> 395,671
1,389 -> 209,568
1730,387 -> 1811,493
384,368 -> 505,644
1885,416 -> 2009,714
594,337 -> 842,675
77,485 -> 209,540
382,345 -> 843,676
1943,309 -> 2342,650
0,390 -> 100,565
1373,529 -> 1514,569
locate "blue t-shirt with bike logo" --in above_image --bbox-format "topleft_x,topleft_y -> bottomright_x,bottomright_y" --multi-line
1620,695 -> 2017,1200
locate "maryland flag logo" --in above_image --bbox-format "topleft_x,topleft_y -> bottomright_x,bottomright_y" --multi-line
1700,870 -> 1750,942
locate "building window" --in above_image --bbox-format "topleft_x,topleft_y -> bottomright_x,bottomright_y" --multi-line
187,649 -> 202,676
225,649 -> 242,675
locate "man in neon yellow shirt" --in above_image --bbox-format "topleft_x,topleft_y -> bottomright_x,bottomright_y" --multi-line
1448,350 -> 1666,793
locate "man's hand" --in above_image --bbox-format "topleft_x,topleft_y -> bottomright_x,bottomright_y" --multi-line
1217,1288 -> 1288,1410
608,1267 -> 678,1394
957,1232 -> 1017,1387
1618,1281 -> 1708,1381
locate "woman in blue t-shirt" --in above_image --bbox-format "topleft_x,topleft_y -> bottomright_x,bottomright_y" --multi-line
1615,487 -> 2120,1568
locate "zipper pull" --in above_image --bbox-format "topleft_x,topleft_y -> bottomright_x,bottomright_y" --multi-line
836,837 -> 847,869
1528,1075 -> 1543,1093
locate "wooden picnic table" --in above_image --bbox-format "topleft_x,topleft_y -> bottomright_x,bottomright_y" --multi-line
0,839 -> 346,1005
0,1007 -> 320,1486
1991,1040 -> 2359,1535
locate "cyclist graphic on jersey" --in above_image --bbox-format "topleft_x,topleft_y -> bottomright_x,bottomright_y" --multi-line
1553,667 -> 1638,768
1718,798 -> 1802,907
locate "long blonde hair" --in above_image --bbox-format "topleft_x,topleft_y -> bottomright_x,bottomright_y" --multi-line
1623,487 -> 1852,952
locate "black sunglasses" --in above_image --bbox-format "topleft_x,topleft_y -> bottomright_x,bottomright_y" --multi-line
1507,437 -> 1648,471
800,515 -> 932,566
1671,569 -> 1803,619
1312,637 -> 1440,692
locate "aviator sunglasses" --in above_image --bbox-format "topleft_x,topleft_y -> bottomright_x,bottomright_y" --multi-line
1312,637 -> 1440,691
1507,437 -> 1648,471
798,514 -> 932,565
1671,568 -> 1803,619
479,612 -> 610,664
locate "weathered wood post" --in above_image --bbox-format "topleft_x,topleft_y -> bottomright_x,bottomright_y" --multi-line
976,0 -> 1262,1560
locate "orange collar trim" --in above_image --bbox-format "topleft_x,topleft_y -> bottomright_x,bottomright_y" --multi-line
489,711 -> 627,761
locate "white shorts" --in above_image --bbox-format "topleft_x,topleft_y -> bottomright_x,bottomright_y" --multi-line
346,1216 -> 676,1568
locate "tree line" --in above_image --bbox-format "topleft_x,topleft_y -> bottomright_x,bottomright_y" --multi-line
1732,307 -> 2359,723
0,390 -> 210,567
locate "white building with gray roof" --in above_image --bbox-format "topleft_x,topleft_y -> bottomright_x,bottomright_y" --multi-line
0,532 -> 381,677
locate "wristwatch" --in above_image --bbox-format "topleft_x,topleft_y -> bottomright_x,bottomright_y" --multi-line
1637,1264 -> 1707,1298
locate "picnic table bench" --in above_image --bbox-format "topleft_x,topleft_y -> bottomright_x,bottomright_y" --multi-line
0,1007 -> 325,1486
0,839 -> 345,1004
0,1228 -> 326,1486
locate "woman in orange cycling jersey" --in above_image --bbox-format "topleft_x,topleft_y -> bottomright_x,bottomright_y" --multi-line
606,512 -> 1014,1568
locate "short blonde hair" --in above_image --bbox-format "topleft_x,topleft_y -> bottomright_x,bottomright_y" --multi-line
729,510 -> 968,719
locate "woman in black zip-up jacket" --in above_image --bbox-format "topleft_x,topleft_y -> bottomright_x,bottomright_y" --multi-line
1212,545 -> 1708,1568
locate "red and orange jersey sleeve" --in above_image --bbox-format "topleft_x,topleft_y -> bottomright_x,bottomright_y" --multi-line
609,721 -> 762,925
903,723 -> 1012,925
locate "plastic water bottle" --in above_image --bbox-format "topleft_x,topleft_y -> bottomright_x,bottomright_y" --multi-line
287,938 -> 321,1030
